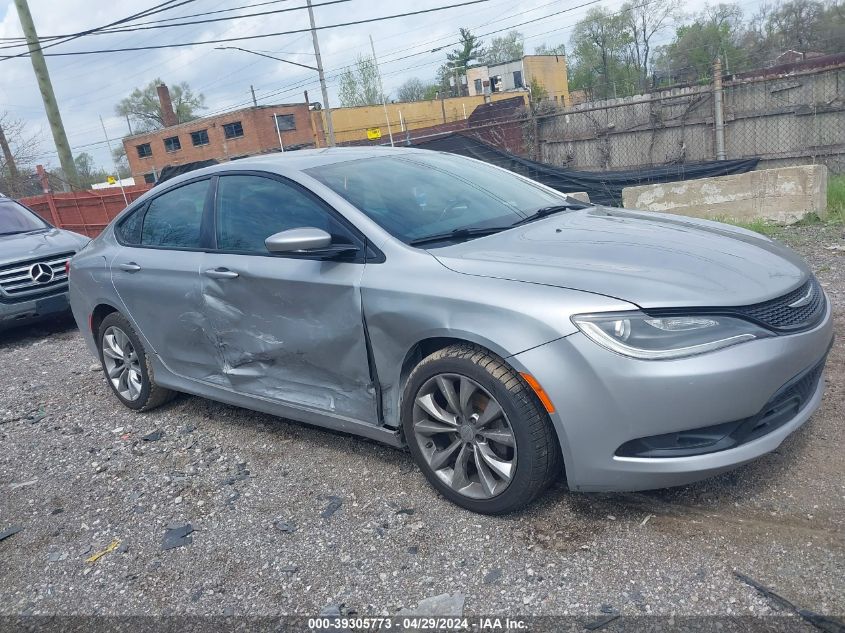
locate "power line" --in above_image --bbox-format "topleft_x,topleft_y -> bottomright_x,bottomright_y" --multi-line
1,0 -> 496,59
0,0 -> 197,56
4,0 -> 355,42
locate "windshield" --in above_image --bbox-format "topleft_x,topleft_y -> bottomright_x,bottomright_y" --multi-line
0,198 -> 49,235
306,153 -> 567,244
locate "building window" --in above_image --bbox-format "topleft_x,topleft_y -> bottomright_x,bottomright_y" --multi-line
143,173 -> 156,184
513,70 -> 523,88
223,121 -> 244,139
136,143 -> 152,158
164,136 -> 181,152
190,129 -> 209,146
474,78 -> 483,94
274,114 -> 296,131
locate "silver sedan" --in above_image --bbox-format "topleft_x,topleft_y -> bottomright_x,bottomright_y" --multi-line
68,148 -> 833,514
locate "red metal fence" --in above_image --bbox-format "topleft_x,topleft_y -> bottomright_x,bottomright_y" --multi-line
20,185 -> 152,237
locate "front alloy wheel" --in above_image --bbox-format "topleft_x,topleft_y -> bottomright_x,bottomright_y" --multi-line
402,344 -> 561,514
413,374 -> 517,499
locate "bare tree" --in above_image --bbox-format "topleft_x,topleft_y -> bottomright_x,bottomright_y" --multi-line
397,78 -> 433,102
115,78 -> 205,133
0,112 -> 43,197
338,55 -> 384,107
481,31 -> 524,65
621,0 -> 680,91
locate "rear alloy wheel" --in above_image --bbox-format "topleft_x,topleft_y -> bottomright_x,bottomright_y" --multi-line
402,344 -> 561,514
97,312 -> 176,411
102,326 -> 143,401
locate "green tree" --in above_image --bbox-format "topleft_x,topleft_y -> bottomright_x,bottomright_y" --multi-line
338,55 -> 384,107
653,4 -> 747,83
481,30 -> 524,65
569,7 -> 635,99
528,77 -> 549,106
397,77 -> 435,102
441,28 -> 485,95
446,27 -> 485,71
115,79 -> 205,133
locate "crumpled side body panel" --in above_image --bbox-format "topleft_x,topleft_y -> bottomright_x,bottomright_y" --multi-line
197,252 -> 376,422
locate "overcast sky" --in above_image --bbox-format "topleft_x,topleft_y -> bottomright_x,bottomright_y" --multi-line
0,0 -> 737,171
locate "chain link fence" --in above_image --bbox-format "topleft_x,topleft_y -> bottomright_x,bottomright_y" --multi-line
538,63 -> 845,175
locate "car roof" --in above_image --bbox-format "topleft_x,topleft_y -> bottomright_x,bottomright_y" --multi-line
171,146 -> 435,184
127,146 -> 447,211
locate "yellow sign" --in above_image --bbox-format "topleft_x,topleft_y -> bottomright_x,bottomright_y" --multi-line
107,176 -> 116,185
366,127 -> 382,140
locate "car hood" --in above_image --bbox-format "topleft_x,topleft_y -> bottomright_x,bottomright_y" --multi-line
431,207 -> 810,308
0,228 -> 89,268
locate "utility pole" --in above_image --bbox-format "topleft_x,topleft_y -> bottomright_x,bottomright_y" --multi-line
250,85 -> 258,107
0,124 -> 20,197
13,0 -> 79,189
713,57 -> 726,161
306,0 -> 335,147
369,35 -> 393,147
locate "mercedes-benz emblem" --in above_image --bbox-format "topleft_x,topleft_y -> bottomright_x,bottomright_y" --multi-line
29,262 -> 55,285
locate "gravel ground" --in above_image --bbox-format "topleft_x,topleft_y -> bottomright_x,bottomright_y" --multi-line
0,224 -> 843,622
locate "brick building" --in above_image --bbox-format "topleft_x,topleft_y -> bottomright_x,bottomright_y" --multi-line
124,98 -> 322,184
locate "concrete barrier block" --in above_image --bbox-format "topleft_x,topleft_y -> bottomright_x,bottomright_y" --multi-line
621,165 -> 828,224
566,191 -> 590,203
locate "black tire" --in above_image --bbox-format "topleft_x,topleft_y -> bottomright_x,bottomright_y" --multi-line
97,312 -> 176,411
401,343 -> 562,514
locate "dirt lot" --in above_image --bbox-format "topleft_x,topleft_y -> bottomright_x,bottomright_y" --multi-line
0,224 -> 843,623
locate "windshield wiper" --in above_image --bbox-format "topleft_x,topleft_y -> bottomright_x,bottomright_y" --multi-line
0,230 -> 31,236
409,226 -> 509,247
510,203 -> 587,227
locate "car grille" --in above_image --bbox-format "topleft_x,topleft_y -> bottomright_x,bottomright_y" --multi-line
0,252 -> 73,301
733,277 -> 826,332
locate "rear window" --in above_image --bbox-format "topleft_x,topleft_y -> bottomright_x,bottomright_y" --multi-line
122,180 -> 210,249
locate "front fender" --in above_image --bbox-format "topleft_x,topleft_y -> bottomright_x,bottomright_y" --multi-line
362,256 -> 635,428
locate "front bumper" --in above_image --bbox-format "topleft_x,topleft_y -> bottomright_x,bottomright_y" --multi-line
0,291 -> 70,330
510,301 -> 834,492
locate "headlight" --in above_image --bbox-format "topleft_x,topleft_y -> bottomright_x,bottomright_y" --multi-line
571,311 -> 771,360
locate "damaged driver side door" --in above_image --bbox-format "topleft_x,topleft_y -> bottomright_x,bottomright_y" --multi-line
198,172 -> 378,424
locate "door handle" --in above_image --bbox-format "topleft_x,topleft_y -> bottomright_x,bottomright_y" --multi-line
118,262 -> 141,272
203,268 -> 239,279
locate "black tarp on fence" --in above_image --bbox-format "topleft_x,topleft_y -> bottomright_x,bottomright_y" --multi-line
156,160 -> 219,185
412,133 -> 759,206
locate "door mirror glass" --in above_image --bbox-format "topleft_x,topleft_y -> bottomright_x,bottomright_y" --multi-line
265,227 -> 332,253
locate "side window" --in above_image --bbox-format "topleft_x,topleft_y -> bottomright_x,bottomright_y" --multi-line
215,175 -> 352,254
117,205 -> 145,245
141,180 -> 209,248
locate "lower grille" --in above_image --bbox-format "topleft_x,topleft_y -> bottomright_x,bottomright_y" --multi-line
0,252 -> 73,301
616,354 -> 828,458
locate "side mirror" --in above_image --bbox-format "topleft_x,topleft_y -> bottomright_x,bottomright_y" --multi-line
265,227 -> 332,253
265,227 -> 360,260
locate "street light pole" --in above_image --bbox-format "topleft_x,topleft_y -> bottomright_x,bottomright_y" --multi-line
369,34 -> 393,147
306,0 -> 335,147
